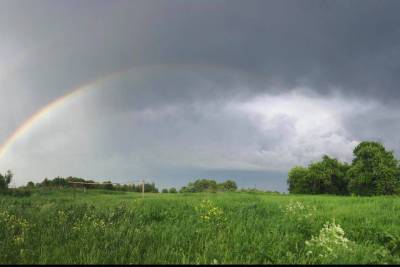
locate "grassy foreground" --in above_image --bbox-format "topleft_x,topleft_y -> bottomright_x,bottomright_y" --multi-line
1,189 -> 400,264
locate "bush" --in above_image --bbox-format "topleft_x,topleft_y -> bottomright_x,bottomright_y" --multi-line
169,188 -> 177,193
0,189 -> 32,197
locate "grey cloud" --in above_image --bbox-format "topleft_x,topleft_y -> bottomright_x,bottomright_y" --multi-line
2,0 -> 400,191
2,0 -> 400,106
343,103 -> 400,158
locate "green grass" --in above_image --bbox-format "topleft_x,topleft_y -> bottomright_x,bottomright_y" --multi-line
1,189 -> 400,264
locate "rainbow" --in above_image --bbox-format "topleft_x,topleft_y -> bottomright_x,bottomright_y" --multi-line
0,79 -> 98,159
0,66 -> 133,160
0,63 -> 249,161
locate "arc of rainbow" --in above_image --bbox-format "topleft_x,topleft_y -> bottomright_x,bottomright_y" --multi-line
0,63 -> 254,161
0,69 -> 127,160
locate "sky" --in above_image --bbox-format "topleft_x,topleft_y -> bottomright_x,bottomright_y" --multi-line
1,0 -> 400,191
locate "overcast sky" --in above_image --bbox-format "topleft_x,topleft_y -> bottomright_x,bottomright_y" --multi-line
1,0 -> 400,191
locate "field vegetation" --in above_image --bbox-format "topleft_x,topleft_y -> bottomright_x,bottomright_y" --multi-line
1,190 -> 400,264
2,140 -> 400,264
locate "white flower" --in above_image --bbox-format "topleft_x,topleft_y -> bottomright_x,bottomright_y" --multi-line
305,220 -> 353,259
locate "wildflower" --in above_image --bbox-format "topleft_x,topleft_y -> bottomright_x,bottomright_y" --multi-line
195,200 -> 226,227
305,220 -> 353,259
281,201 -> 316,221
0,210 -> 30,245
57,210 -> 68,224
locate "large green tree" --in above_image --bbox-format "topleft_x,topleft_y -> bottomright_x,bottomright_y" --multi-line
287,155 -> 349,195
218,180 -> 238,191
192,179 -> 218,192
287,166 -> 310,194
347,141 -> 400,195
308,155 -> 350,195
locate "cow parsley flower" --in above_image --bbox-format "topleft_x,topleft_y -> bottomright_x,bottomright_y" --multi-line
306,220 -> 352,260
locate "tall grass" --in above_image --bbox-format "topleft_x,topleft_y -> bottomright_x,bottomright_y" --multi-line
1,190 -> 399,264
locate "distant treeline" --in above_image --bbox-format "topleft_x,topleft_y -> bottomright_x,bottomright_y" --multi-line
1,170 -> 275,196
178,179 -> 238,193
288,141 -> 400,196
163,179 -> 280,194
24,177 -> 242,194
24,176 -> 159,193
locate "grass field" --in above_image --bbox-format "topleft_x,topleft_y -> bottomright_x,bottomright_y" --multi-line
1,189 -> 400,264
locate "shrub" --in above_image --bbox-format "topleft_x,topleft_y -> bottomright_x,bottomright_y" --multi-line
305,220 -> 352,262
0,189 -> 32,197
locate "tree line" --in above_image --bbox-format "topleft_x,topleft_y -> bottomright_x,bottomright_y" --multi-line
288,141 -> 400,196
1,174 -> 241,195
25,176 -> 159,193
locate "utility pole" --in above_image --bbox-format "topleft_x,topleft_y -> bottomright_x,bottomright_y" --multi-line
142,179 -> 145,198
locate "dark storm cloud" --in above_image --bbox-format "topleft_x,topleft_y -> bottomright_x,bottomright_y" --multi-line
2,0 -> 400,191
2,0 -> 400,105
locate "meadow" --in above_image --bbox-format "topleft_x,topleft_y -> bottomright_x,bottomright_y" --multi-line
1,189 -> 400,264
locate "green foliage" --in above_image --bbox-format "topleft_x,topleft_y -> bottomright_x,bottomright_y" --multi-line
195,199 -> 227,228
287,141 -> 400,196
25,176 -> 159,193
193,179 -> 218,193
179,186 -> 192,193
218,180 -> 238,191
238,188 -> 270,194
288,156 -> 349,195
307,155 -> 350,195
169,187 -> 177,193
0,191 -> 400,264
143,183 -> 158,193
0,170 -> 13,190
348,141 -> 400,196
161,189 -> 168,193
180,179 -> 238,193
0,189 -> 32,197
288,166 -> 311,194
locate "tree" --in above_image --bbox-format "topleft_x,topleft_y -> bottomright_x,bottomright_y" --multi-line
287,155 -> 349,195
0,170 -> 13,190
180,179 -> 239,193
169,187 -> 177,193
52,176 -> 69,188
307,155 -> 350,195
218,180 -> 238,191
102,181 -> 114,190
347,141 -> 400,195
162,188 -> 168,193
138,182 -> 159,193
287,166 -> 310,194
27,181 -> 35,188
179,186 -> 196,193
192,179 -> 218,192
179,186 -> 187,193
